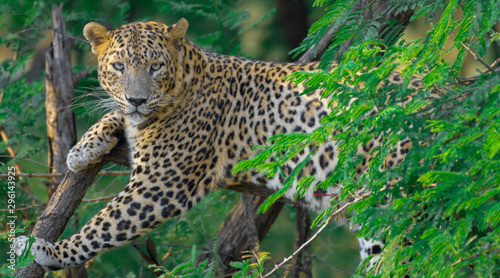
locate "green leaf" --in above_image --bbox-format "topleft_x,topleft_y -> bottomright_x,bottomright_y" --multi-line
484,123 -> 500,159
485,203 -> 500,227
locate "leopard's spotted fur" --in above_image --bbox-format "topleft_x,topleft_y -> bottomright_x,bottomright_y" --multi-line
14,19 -> 418,271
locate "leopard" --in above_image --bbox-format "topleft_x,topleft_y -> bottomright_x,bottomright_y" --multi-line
14,18 -> 418,272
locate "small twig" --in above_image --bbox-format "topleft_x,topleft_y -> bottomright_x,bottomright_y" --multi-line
0,155 -> 55,169
464,235 -> 478,247
0,128 -> 24,176
82,194 -> 117,202
450,248 -> 491,267
262,195 -> 367,278
16,184 -> 43,205
97,169 -> 132,176
131,243 -> 164,277
310,254 -> 354,275
0,128 -> 18,161
0,170 -> 131,179
375,255 -> 384,275
453,56 -> 500,85
0,172 -> 65,178
460,42 -> 495,73
488,57 -> 500,70
0,203 -> 45,212
72,67 -> 89,85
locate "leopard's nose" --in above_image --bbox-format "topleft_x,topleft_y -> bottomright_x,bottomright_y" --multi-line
126,96 -> 147,107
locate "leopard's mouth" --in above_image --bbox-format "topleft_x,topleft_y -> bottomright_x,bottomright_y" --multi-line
123,105 -> 151,117
126,110 -> 144,116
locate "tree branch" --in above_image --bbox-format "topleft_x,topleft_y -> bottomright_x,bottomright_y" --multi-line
14,138 -> 130,278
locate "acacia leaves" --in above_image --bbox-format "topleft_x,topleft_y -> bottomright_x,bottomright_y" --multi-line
234,0 -> 500,276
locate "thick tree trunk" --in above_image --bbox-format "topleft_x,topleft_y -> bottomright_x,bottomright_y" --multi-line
45,4 -> 78,195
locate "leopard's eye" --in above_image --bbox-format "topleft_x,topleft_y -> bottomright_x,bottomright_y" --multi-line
150,63 -> 163,71
112,63 -> 125,71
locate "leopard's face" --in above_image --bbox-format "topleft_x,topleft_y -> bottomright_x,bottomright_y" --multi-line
84,20 -> 189,124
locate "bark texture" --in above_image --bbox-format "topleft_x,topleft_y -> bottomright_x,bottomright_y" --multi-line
45,4 -> 79,195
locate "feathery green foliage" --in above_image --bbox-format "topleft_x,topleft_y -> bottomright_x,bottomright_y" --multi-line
230,249 -> 272,278
150,246 -> 216,278
235,0 -> 500,276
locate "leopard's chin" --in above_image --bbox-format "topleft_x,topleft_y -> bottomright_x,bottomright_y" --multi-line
125,111 -> 146,125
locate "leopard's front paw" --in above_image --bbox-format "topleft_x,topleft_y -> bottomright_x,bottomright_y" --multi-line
67,111 -> 123,172
67,143 -> 104,172
14,236 -> 63,270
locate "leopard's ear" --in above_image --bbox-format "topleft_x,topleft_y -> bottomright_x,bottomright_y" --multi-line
167,18 -> 189,40
83,22 -> 111,56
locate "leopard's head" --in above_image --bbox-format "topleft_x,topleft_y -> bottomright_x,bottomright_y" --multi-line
83,19 -> 189,124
